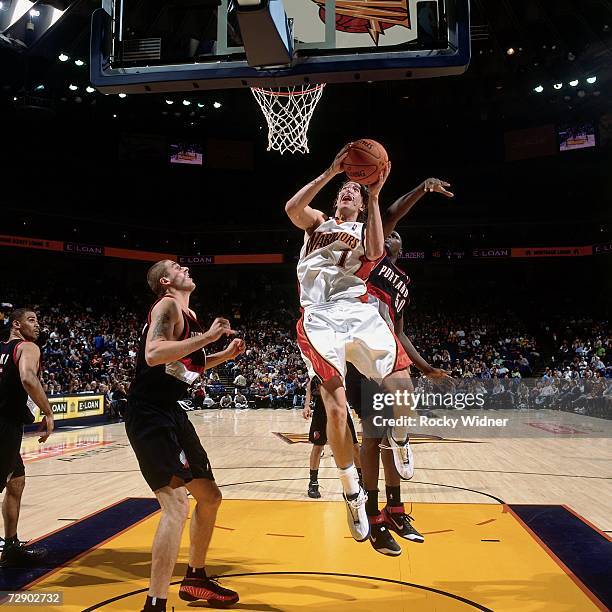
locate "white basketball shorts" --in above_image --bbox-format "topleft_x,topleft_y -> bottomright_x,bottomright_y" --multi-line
296,299 -> 411,384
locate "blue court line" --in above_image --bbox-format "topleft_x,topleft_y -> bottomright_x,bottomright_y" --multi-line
510,504 -> 611,609
0,498 -> 160,592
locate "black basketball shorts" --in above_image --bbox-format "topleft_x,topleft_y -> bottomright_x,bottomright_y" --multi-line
125,397 -> 214,492
0,419 -> 25,493
308,397 -> 358,446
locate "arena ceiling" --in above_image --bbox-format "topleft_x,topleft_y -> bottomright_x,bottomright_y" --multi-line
1,0 -> 611,124
0,0 -> 610,244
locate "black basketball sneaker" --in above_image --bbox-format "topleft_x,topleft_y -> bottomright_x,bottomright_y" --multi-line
179,576 -> 239,608
381,504 -> 424,543
0,541 -> 47,567
308,481 -> 321,498
368,514 -> 401,556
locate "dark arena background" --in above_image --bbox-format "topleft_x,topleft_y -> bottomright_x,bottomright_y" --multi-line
0,0 -> 611,611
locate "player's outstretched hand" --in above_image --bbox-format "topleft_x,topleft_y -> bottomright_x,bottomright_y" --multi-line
207,317 -> 236,342
369,161 -> 391,197
425,368 -> 454,390
423,178 -> 454,197
303,406 -> 312,419
329,143 -> 352,175
225,338 -> 246,359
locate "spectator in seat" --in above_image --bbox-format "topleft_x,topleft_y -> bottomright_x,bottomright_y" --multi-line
219,394 -> 233,410
233,373 -> 247,389
276,381 -> 289,408
234,392 -> 248,409
202,392 -> 216,409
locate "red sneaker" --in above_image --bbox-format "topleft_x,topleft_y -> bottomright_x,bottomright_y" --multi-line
179,576 -> 239,608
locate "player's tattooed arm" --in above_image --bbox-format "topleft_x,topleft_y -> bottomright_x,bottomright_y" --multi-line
150,309 -> 173,341
145,298 -> 201,366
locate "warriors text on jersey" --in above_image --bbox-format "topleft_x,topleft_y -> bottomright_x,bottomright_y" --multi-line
297,217 -> 378,307
0,339 -> 36,424
367,255 -> 411,325
129,298 -> 207,406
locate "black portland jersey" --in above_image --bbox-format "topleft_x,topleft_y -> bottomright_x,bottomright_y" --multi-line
366,255 -> 411,325
129,298 -> 207,406
0,339 -> 35,424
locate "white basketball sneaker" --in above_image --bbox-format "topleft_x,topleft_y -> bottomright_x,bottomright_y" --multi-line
382,430 -> 414,480
343,487 -> 370,541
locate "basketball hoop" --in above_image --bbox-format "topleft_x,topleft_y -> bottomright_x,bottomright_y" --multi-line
251,83 -> 325,154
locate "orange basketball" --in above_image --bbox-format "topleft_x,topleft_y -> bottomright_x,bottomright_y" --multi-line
342,139 -> 388,185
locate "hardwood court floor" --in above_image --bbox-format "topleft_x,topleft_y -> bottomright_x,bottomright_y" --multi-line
16,499 -> 607,611
3,408 -> 611,611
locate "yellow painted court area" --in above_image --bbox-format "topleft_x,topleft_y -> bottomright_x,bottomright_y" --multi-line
30,500 -> 598,612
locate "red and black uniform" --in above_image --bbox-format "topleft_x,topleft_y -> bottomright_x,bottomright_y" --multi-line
366,256 -> 411,326
346,256 -> 411,419
0,339 -> 34,492
308,376 -> 357,446
126,298 -> 213,491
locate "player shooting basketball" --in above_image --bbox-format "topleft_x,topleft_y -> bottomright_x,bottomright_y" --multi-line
285,143 -> 416,544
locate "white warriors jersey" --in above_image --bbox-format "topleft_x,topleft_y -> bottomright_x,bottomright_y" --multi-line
297,217 -> 378,307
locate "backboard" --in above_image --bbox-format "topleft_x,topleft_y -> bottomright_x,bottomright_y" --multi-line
90,0 -> 470,93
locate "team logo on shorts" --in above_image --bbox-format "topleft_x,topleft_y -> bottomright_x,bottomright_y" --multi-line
313,431 -> 321,440
179,450 -> 190,467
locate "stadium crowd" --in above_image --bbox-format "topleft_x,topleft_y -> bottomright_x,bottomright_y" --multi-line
1,298 -> 610,417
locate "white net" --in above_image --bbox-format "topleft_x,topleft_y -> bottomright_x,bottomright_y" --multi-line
251,83 -> 325,154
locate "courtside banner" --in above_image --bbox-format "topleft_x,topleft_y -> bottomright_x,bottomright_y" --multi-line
178,254 -> 285,265
214,254 -> 284,264
0,233 -> 174,262
593,242 -> 612,255
511,246 -> 593,258
104,247 -> 176,262
399,251 -> 427,260
64,242 -> 105,256
0,233 -> 602,263
472,248 -> 511,258
0,234 -> 63,252
178,255 -> 215,265
34,394 -> 105,423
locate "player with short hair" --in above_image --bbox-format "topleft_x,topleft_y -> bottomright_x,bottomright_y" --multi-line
127,260 -> 245,612
0,308 -> 54,567
286,144 -> 415,543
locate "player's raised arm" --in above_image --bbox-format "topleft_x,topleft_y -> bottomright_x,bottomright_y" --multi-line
394,313 -> 451,381
205,338 -> 246,370
285,145 -> 350,232
382,178 -> 454,237
363,161 -> 391,261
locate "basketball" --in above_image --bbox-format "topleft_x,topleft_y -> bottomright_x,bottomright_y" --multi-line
342,139 -> 388,185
